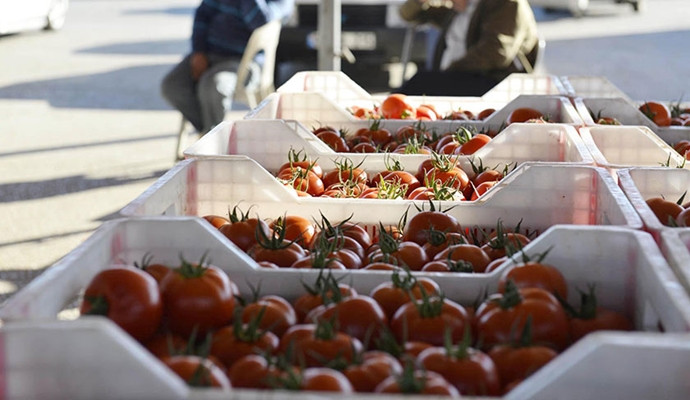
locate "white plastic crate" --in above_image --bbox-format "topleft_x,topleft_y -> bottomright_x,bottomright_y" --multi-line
560,76 -> 631,101
277,71 -> 566,104
661,229 -> 690,294
618,167 -> 690,240
246,93 -> 584,134
119,158 -> 641,231
183,120 -> 593,174
1,220 -> 689,399
575,97 -> 690,145
578,125 -> 687,171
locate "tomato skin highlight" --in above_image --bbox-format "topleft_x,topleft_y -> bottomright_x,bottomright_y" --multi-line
80,266 -> 163,343
390,297 -> 469,346
162,355 -> 231,389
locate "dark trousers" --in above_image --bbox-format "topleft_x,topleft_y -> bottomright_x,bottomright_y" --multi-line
397,70 -> 500,96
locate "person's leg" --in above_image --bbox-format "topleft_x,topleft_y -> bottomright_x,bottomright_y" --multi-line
160,54 -> 204,132
196,57 -> 240,133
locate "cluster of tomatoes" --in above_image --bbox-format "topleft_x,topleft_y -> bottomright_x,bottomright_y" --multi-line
79,233 -> 633,396
646,193 -> 690,227
312,122 -> 495,155
275,149 -> 510,201
349,93 -> 496,122
595,101 -> 690,127
673,140 -> 690,160
204,205 -> 532,273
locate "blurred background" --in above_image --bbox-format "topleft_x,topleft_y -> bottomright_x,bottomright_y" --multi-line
0,0 -> 689,302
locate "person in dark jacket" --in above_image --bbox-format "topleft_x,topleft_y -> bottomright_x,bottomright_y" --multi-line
161,0 -> 293,133
398,0 -> 539,96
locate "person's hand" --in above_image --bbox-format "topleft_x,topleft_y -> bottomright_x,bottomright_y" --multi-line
190,52 -> 208,81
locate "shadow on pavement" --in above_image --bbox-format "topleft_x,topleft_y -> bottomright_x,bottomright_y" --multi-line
76,39 -> 188,56
0,63 -> 175,110
0,169 -> 169,203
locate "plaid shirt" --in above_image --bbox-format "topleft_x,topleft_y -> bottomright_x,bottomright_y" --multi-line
191,0 -> 293,56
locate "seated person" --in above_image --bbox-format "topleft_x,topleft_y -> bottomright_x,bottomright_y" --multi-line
161,0 -> 293,134
398,0 -> 539,96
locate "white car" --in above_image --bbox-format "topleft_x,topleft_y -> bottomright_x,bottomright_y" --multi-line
0,0 -> 69,35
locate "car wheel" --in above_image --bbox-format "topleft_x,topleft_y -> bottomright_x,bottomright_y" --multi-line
45,0 -> 69,31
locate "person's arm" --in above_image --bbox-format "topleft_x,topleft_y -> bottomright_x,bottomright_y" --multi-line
446,0 -> 526,71
241,0 -> 295,30
190,0 -> 216,81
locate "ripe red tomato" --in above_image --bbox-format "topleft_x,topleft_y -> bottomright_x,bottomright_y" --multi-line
279,323 -> 363,367
218,206 -> 271,252
210,322 -> 279,367
144,332 -> 187,358
390,296 -> 469,346
316,129 -> 349,152
418,345 -> 501,396
343,350 -> 403,392
269,214 -> 316,247
402,208 -> 462,245
369,270 -> 440,319
434,243 -> 492,273
298,367 -> 355,392
247,238 -> 307,268
293,275 -> 357,323
80,266 -> 163,343
563,285 -> 633,341
506,107 -> 543,124
241,294 -> 297,337
497,261 -> 568,299
202,214 -> 230,229
380,93 -> 415,119
459,133 -> 491,155
307,295 -> 388,345
162,355 -> 231,389
639,101 -> 672,127
646,196 -> 683,226
227,354 -> 290,389
475,284 -> 570,351
375,368 -> 460,397
160,261 -> 238,337
488,343 -> 557,392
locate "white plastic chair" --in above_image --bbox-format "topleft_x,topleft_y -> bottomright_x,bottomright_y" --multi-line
175,19 -> 282,160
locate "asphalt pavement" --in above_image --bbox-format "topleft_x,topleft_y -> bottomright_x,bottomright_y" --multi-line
0,0 -> 689,304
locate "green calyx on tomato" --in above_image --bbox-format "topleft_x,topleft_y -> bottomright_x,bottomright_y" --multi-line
558,283 -> 598,320
255,216 -> 300,250
82,295 -> 109,316
452,126 -> 473,145
497,280 -> 523,310
177,253 -> 211,279
412,291 -> 447,319
444,325 -> 473,360
232,305 -> 268,342
227,203 -> 257,224
396,359 -> 426,394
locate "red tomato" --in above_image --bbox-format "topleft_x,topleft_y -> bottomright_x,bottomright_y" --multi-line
278,148 -> 324,178
279,323 -> 363,367
475,284 -> 570,351
477,108 -> 496,120
307,295 -> 388,345
506,107 -> 543,124
316,129 -> 349,152
402,207 -> 462,245
298,367 -> 355,392
160,261 -> 238,337
489,344 -> 557,392
639,101 -> 672,127
144,332 -> 187,359
322,162 -> 369,189
459,133 -> 491,155
80,266 -> 163,343
369,270 -> 441,319
241,294 -> 297,337
218,206 -> 271,252
380,93 -> 415,119
344,351 -> 403,392
277,168 -> 325,197
293,274 -> 357,323
202,214 -> 230,229
227,354 -> 291,389
418,345 -> 501,396
269,215 -> 316,247
646,196 -> 683,226
564,285 -> 633,341
210,321 -> 279,367
162,355 -> 231,389
390,296 -> 469,346
367,240 -> 429,271
375,368 -> 460,397
247,236 -> 308,268
498,261 -> 568,299
434,243 -> 491,273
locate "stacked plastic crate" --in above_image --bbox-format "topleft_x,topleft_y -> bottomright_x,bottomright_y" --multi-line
2,72 -> 690,399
